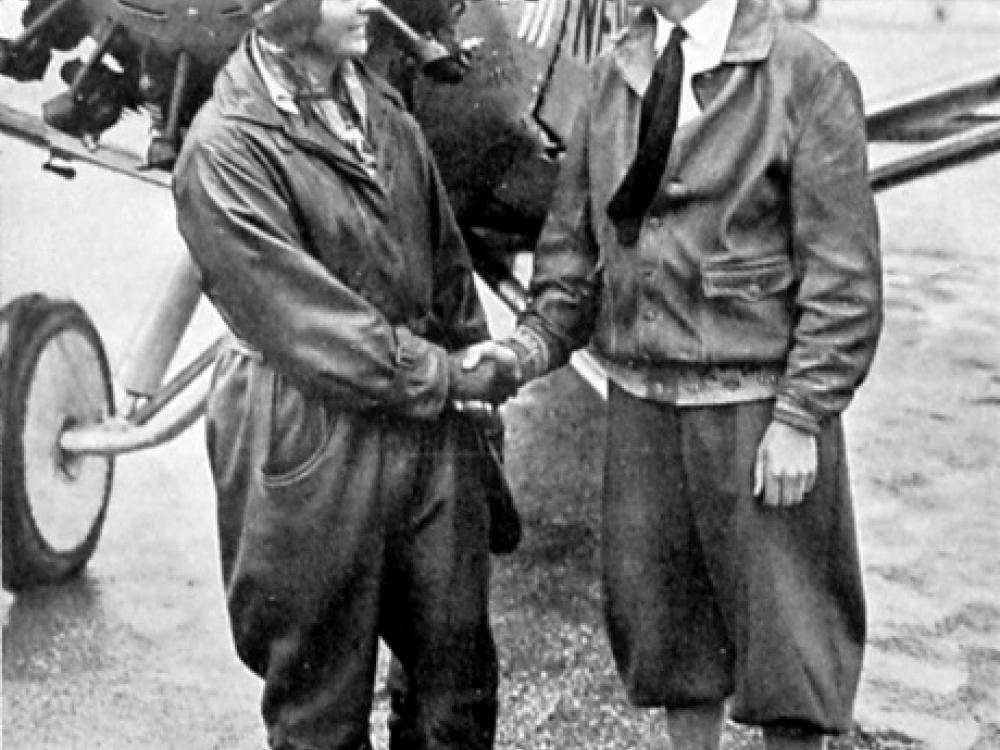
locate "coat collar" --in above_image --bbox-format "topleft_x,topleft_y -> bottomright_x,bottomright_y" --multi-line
612,0 -> 777,95
213,35 -> 288,129
212,35 -> 403,189
213,34 -> 404,132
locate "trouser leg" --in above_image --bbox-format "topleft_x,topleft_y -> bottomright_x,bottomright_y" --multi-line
685,403 -> 865,732
384,413 -> 497,750
665,701 -> 726,750
387,656 -> 421,750
233,418 -> 387,750
602,384 -> 734,706
209,362 -> 399,750
763,726 -> 826,750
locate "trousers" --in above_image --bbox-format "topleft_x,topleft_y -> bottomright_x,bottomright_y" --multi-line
206,349 -> 498,750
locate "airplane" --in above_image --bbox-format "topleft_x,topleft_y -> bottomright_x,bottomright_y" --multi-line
1,0 -> 999,593
0,0 -> 633,592
0,0 -> 635,284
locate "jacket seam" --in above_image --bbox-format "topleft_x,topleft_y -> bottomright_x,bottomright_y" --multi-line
789,61 -> 849,161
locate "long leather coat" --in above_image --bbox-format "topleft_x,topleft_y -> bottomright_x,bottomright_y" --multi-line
519,0 -> 882,434
174,39 -> 488,418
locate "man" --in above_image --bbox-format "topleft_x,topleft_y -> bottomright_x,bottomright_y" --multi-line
468,0 -> 882,747
173,1 -> 516,748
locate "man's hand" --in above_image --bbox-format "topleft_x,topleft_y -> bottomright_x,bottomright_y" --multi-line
448,341 -> 520,405
753,420 -> 818,507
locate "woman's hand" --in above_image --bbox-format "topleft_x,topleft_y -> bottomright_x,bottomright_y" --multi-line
447,341 -> 521,404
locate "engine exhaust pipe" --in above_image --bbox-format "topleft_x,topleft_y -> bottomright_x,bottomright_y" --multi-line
372,1 -> 450,66
372,0 -> 465,81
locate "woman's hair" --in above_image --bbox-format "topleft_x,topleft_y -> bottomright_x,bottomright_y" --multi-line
247,0 -> 324,48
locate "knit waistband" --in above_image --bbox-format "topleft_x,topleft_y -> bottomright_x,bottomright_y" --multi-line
599,357 -> 782,406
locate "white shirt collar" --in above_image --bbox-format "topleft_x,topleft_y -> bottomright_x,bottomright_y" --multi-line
654,0 -> 738,74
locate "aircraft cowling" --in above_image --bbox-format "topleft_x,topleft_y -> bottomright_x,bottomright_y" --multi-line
77,0 -> 249,67
394,0 -> 619,274
394,0 -> 566,259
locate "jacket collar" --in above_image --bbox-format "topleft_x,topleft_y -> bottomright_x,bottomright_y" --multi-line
612,0 -> 776,95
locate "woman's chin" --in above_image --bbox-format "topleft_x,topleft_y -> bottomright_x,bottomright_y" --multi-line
333,39 -> 369,59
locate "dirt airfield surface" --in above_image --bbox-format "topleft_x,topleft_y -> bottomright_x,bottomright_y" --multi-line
2,2 -> 999,749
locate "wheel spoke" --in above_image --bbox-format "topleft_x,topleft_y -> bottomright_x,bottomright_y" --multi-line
52,332 -> 108,418
23,329 -> 112,553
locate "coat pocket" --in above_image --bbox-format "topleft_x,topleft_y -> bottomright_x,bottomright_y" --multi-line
701,254 -> 796,303
472,411 -> 521,555
260,371 -> 335,489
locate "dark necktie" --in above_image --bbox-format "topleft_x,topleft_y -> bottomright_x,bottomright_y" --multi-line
606,25 -> 686,246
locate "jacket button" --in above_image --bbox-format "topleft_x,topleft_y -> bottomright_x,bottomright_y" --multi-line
648,217 -> 662,229
642,309 -> 658,321
747,282 -> 762,296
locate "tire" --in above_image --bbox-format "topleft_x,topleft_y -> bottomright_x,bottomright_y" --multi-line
1,294 -> 115,592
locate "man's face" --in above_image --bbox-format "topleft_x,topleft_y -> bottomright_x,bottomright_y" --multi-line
308,0 -> 377,59
627,0 -> 710,22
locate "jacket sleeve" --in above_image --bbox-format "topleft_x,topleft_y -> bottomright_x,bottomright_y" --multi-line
776,62 -> 883,434
512,77 -> 603,381
174,131 -> 450,420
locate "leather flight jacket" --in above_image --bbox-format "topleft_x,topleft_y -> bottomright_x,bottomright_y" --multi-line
516,0 -> 883,433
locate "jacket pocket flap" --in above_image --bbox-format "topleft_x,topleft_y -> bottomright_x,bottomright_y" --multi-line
701,255 -> 795,302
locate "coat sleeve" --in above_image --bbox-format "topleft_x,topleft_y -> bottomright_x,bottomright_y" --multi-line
513,75 -> 603,380
174,129 -> 450,420
421,134 -> 491,349
776,62 -> 884,434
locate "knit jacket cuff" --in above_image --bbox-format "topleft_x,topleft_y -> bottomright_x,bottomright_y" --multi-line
772,393 -> 824,436
504,325 -> 554,386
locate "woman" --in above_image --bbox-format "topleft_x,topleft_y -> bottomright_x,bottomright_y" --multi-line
173,1 -> 517,747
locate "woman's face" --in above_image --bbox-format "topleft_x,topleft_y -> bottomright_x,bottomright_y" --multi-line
308,0 -> 378,59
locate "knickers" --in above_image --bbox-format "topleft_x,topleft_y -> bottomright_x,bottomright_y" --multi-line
602,383 -> 865,733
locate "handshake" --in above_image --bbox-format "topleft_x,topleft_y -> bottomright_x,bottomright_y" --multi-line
447,341 -> 522,406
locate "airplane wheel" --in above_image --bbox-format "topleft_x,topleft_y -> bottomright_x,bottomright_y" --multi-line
1,294 -> 115,592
